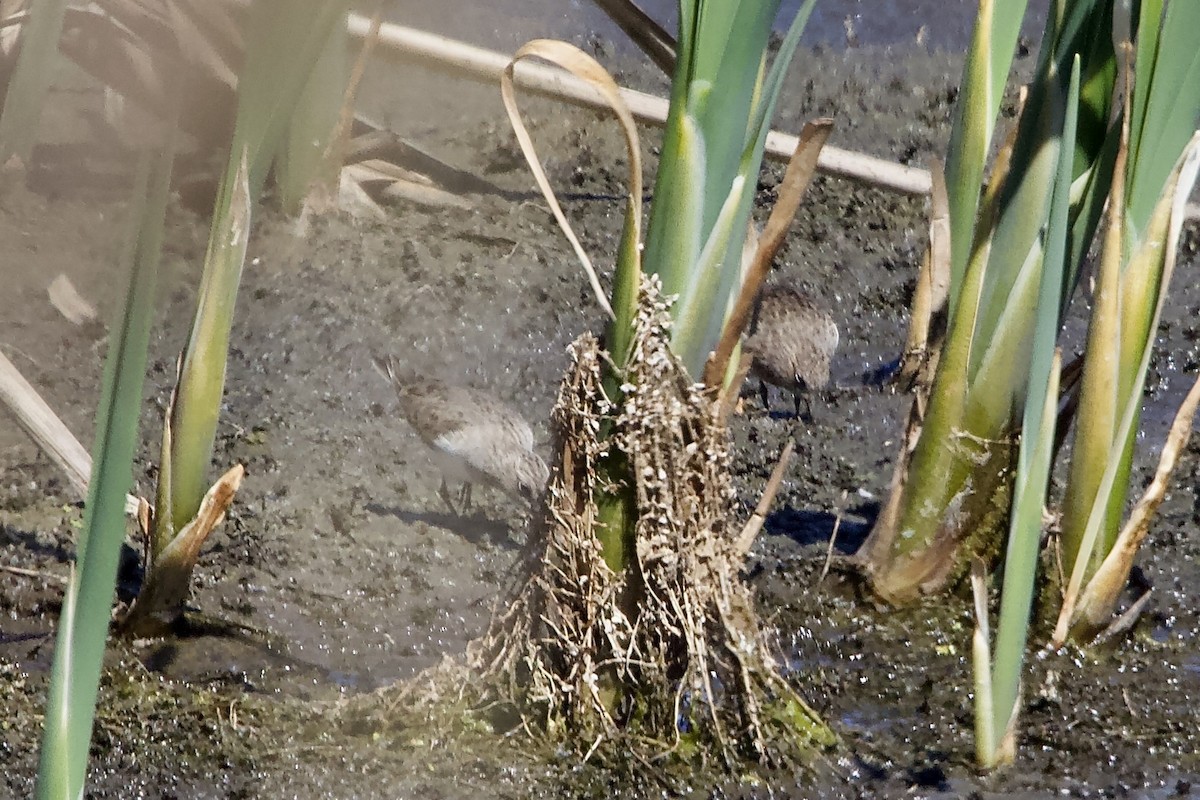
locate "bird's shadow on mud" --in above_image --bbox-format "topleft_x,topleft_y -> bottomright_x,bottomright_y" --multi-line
762,501 -> 879,553
364,502 -> 520,549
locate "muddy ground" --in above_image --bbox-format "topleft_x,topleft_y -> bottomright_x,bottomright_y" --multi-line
1,36 -> 1199,800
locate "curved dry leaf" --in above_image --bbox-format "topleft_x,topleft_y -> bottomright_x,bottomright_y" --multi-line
121,463 -> 244,634
501,38 -> 646,320
1069,371 -> 1200,635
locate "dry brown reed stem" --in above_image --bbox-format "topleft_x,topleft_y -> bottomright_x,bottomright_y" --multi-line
898,157 -> 950,385
0,350 -> 138,515
308,0 -> 386,214
346,14 -> 931,196
702,118 -> 833,391
735,439 -> 794,556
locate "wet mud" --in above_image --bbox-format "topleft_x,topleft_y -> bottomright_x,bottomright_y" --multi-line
1,39 -> 1198,799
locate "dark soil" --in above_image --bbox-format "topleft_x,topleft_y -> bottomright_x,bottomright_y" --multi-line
2,36 -> 1199,800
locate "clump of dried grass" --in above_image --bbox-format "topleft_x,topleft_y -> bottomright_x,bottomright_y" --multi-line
356,278 -> 834,771
473,277 -> 834,767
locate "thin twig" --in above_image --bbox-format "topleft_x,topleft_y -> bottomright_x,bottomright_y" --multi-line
1,564 -> 67,583
818,490 -> 850,584
736,439 -> 794,556
580,733 -> 604,765
1090,588 -> 1153,646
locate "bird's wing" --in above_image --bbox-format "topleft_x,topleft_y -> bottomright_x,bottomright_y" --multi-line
433,420 -> 528,475
437,387 -> 535,449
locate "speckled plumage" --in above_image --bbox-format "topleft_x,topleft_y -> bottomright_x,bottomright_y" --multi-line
745,285 -> 839,417
373,355 -> 549,510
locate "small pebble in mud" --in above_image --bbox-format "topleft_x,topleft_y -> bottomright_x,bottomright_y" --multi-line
744,284 -> 839,420
372,355 -> 549,514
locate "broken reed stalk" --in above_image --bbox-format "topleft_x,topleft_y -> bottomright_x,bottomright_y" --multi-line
898,157 -> 950,385
702,118 -> 833,391
345,14 -> 931,196
0,350 -> 139,515
303,0 -> 385,214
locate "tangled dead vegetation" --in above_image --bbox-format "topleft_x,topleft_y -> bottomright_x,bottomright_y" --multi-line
471,277 -> 834,768
356,278 -> 834,771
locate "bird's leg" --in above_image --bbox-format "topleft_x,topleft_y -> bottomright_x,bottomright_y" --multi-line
758,380 -> 771,414
795,392 -> 815,424
438,478 -> 459,516
459,482 -> 474,513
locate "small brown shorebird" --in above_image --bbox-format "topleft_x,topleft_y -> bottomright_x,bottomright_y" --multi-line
372,355 -> 549,513
744,284 -> 839,420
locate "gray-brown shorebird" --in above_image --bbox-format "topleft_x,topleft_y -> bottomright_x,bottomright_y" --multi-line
372,355 -> 549,513
744,284 -> 839,420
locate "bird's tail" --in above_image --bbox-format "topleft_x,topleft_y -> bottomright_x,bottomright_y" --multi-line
370,353 -> 395,383
371,352 -> 424,394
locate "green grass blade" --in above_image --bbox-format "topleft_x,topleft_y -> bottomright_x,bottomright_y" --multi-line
943,0 -> 1030,315
971,563 -> 996,767
641,102 -> 706,302
1057,55 -> 1130,577
160,148 -> 252,544
1125,0 -> 1200,235
35,144 -> 174,800
671,175 -> 746,371
0,0 -> 70,164
689,2 -> 777,233
276,15 -> 349,214
1126,0 -> 1162,177
1058,1 -> 1117,298
968,0 -> 1109,372
988,56 -> 1080,757
643,0 -> 781,301
659,0 -> 815,373
161,0 -> 351,539
224,0 -> 353,200
746,0 -> 816,161
604,191 -> 645,383
1061,133 -> 1118,300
